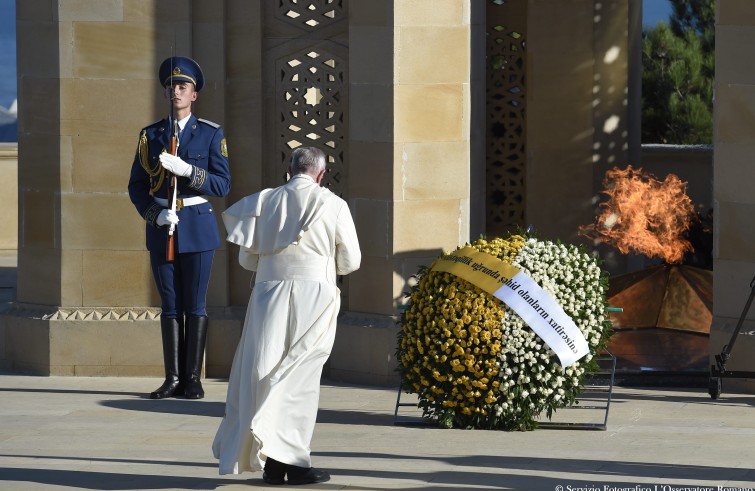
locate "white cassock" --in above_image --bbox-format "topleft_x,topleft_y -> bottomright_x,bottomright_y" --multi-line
212,174 -> 361,475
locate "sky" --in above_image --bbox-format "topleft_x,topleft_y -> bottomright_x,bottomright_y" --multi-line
643,0 -> 673,27
0,0 -> 15,109
0,0 -> 15,141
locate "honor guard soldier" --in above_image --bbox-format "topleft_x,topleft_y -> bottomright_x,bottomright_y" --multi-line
128,56 -> 231,400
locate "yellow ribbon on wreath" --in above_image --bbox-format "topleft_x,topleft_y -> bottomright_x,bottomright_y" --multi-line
432,246 -> 589,368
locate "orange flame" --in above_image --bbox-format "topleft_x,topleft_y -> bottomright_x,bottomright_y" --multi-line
581,166 -> 696,264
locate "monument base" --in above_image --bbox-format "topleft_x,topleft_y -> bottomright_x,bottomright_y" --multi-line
0,305 -> 399,386
0,304 -> 244,378
329,311 -> 401,387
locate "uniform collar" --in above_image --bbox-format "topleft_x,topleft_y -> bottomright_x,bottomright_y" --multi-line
176,113 -> 192,132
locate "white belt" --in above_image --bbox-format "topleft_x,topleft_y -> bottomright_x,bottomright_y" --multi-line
256,254 -> 336,285
154,196 -> 207,211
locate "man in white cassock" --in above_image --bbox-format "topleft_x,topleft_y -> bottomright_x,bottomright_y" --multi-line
212,147 -> 361,486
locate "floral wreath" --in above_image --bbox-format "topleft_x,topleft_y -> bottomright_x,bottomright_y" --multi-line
396,233 -> 613,430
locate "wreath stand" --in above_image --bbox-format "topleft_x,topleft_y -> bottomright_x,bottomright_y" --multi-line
536,349 -> 615,431
395,307 -> 619,433
393,350 -> 615,429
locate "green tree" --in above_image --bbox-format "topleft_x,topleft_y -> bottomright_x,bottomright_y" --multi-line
642,0 -> 714,144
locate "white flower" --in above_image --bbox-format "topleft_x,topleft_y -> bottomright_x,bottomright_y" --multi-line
400,234 -> 611,430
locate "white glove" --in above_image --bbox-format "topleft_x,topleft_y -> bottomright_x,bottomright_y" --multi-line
156,209 -> 180,227
160,152 -> 193,177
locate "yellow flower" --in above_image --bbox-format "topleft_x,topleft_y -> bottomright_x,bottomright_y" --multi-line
398,233 -> 610,430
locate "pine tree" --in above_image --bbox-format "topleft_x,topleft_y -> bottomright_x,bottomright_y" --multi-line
641,0 -> 714,144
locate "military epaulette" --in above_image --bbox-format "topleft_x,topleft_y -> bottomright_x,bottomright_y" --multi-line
143,119 -> 166,131
197,118 -> 220,129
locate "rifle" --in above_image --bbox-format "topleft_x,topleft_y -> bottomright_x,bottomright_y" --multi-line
166,58 -> 179,262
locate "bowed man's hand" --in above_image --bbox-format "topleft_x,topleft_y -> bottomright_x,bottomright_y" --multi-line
156,209 -> 180,227
160,152 -> 193,177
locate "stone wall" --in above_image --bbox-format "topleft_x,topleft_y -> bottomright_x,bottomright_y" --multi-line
710,0 -> 755,393
1,0 -> 473,385
6,0 -> 749,394
2,1 -> 233,377
331,0 -> 472,385
526,0 -> 629,245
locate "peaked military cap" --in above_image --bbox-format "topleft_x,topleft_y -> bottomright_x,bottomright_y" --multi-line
159,56 -> 205,92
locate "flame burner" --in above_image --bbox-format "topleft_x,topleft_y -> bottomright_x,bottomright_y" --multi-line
581,165 -> 697,265
581,165 -> 712,373
606,264 -> 712,372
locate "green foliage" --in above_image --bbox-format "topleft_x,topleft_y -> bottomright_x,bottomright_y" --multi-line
642,0 -> 714,144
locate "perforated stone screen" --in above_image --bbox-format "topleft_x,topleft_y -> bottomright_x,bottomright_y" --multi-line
486,0 -> 527,235
268,0 -> 348,197
276,49 -> 346,194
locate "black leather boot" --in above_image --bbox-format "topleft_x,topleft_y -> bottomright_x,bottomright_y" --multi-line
177,316 -> 186,396
150,317 -> 184,399
184,315 -> 208,399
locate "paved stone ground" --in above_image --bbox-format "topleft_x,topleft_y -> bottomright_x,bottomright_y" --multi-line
1,253 -> 753,489
0,374 -> 754,490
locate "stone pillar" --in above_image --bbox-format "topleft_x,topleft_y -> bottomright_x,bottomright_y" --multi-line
710,0 -> 755,393
627,0 -> 643,167
331,0 -> 471,385
527,0 -> 613,243
1,1 -> 233,376
0,143 -> 17,252
526,0 -> 629,273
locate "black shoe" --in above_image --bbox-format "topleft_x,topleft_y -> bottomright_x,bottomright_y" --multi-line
286,467 -> 331,485
262,471 -> 285,485
263,457 -> 286,485
183,377 -> 204,399
149,377 -> 181,399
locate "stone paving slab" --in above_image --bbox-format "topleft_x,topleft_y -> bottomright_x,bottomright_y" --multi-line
0,374 -> 754,490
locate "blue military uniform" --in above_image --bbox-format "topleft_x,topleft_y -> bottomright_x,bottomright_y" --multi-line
128,114 -> 231,255
127,56 -> 231,400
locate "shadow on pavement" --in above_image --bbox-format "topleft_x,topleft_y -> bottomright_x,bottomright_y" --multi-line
0,386 -> 144,398
609,386 -> 755,407
3,453 -> 753,490
100,398 -> 225,417
101,398 -> 399,426
314,452 -> 755,487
